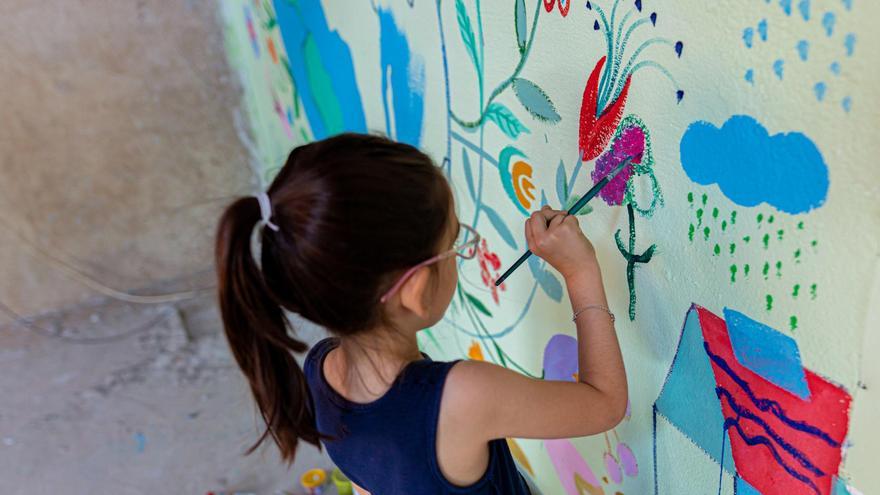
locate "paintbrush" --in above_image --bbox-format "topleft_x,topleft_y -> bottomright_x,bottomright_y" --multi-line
494,156 -> 636,287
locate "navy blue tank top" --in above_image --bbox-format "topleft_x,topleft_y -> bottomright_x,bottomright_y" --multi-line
303,337 -> 531,494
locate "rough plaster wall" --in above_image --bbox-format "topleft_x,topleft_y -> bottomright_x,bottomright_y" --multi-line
0,1 -> 337,492
0,291 -> 332,494
0,0 -> 253,316
225,0 -> 879,494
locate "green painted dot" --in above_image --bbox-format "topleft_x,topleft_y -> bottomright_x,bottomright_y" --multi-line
731,211 -> 738,224
776,260 -> 783,278
811,240 -> 818,248
762,233 -> 770,249
722,220 -> 728,231
763,262 -> 770,279
702,193 -> 708,206
793,284 -> 801,298
696,208 -> 704,226
768,215 -> 775,224
687,192 -> 694,204
729,243 -> 736,255
777,229 -> 784,241
794,248 -> 802,263
688,224 -> 695,242
810,283 -> 818,300
712,207 -> 719,219
766,294 -> 774,311
743,236 -> 751,243
790,315 -> 798,331
730,265 -> 738,283
797,221 -> 805,230
744,264 -> 751,277
757,213 -> 764,224
703,226 -> 711,241
714,244 -> 721,256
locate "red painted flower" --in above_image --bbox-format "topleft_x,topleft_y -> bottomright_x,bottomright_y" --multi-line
543,0 -> 570,17
477,238 -> 506,304
579,56 -> 632,162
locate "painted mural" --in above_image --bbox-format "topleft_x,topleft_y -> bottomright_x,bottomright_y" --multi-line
222,0 -> 878,493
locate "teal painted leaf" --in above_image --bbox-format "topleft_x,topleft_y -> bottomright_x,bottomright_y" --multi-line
455,0 -> 481,74
555,160 -> 568,204
465,291 -> 493,317
462,148 -> 477,200
515,0 -> 527,53
482,205 -> 518,250
485,103 -> 529,139
527,256 -> 563,302
511,78 -> 561,123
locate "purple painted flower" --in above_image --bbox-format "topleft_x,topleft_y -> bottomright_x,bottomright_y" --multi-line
590,125 -> 646,205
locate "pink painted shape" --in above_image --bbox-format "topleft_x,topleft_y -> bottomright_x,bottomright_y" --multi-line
545,439 -> 602,495
604,452 -> 623,484
591,126 -> 645,205
617,442 -> 638,477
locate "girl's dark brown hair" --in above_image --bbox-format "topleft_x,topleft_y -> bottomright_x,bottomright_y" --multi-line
214,133 -> 451,462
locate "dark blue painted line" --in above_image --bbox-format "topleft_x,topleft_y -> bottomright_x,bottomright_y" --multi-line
703,343 -> 839,447
653,404 -> 659,495
717,387 -> 825,477
724,418 -> 821,495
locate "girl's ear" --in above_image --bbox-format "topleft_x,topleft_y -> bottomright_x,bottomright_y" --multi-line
398,266 -> 431,319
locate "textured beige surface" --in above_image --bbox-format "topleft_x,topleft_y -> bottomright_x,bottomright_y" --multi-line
0,0 -> 253,316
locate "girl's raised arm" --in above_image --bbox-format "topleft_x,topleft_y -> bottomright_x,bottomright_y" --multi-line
441,206 -> 628,441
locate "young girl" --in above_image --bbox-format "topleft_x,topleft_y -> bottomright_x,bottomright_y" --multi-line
215,133 -> 627,494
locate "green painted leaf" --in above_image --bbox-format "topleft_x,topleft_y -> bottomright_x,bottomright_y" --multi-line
493,341 -> 508,366
462,149 -> 477,200
485,103 -> 529,139
512,78 -> 561,123
455,0 -> 481,74
564,194 -> 594,215
465,292 -> 493,317
482,205 -> 517,250
514,0 -> 527,53
302,34 -> 344,134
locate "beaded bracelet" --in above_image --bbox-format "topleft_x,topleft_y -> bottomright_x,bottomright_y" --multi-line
572,304 -> 616,323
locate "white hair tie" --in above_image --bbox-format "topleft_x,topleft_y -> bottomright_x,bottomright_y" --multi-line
255,191 -> 280,232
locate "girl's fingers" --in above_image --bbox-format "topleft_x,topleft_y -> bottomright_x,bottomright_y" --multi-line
535,206 -> 559,223
530,210 -> 549,236
549,212 -> 568,229
524,217 -> 534,247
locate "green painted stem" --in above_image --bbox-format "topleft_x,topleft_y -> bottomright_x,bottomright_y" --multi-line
449,0 -> 542,128
614,203 -> 656,321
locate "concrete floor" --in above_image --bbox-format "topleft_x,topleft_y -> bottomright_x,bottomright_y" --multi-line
0,274 -> 335,494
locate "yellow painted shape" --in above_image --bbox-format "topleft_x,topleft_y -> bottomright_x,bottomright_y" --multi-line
506,438 -> 534,477
468,341 -> 485,361
301,468 -> 327,488
512,160 -> 536,210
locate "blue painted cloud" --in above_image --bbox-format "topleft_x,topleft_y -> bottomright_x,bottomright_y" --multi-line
378,8 -> 425,147
680,115 -> 828,214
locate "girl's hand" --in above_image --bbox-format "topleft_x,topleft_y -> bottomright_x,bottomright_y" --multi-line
524,205 -> 597,279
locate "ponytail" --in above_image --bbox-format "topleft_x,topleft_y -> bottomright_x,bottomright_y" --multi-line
214,196 -> 320,463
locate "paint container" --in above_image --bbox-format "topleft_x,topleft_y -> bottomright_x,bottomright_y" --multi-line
331,467 -> 353,495
300,468 -> 327,495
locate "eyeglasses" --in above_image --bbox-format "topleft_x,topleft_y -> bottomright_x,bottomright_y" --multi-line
379,223 -> 480,303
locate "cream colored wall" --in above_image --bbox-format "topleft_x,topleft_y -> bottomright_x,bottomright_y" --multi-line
224,0 -> 879,493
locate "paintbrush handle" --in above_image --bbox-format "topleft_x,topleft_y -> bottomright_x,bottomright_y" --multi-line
494,176 -> 611,287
